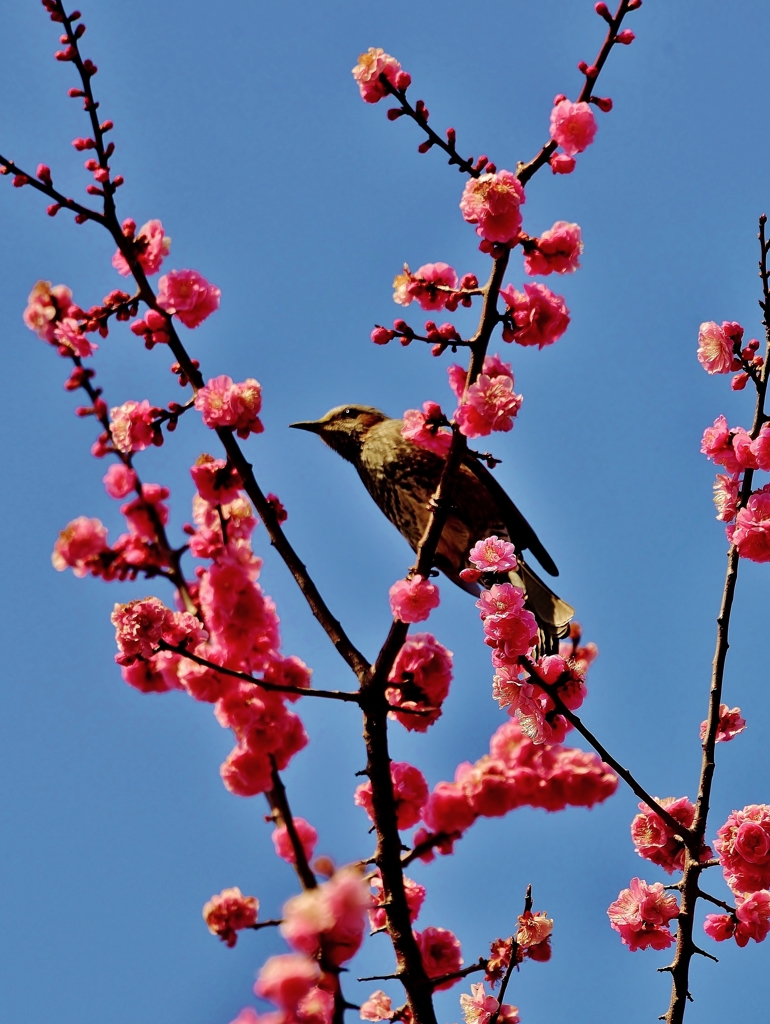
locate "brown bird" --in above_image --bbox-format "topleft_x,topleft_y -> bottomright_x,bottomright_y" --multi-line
290,405 -> 574,648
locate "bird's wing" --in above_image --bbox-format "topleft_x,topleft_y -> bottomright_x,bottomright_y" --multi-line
462,454 -> 559,577
512,558 -> 574,634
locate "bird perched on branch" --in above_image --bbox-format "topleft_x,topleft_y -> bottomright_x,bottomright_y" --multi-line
290,404 -> 573,650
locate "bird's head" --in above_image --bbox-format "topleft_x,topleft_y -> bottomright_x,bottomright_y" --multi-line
290,405 -> 388,462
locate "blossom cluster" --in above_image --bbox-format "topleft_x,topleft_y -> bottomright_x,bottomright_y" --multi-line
55,446 -> 312,798
414,718 -> 617,858
471,567 -> 592,744
697,320 -> 770,561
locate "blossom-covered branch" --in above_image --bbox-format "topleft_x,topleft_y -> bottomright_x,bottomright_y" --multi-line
661,217 -> 770,1024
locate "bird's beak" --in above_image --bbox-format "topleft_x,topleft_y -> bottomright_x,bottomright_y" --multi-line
289,419 -> 325,434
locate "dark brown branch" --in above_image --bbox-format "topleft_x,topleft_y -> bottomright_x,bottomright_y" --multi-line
662,215 -> 770,1024
250,918 -> 283,931
488,887 -> 531,1024
265,763 -> 318,890
428,958 -> 488,989
0,154 -> 104,223
696,890 -> 736,915
521,658 -> 693,845
517,0 -> 639,185
64,349 -> 196,612
400,830 -> 456,867
354,252 -> 511,1024
379,80 -> 481,177
157,640 -> 361,703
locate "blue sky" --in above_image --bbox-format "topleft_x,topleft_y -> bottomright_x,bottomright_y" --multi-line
2,2 -> 770,1023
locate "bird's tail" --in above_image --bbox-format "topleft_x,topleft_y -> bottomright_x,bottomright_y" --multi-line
509,558 -> 574,656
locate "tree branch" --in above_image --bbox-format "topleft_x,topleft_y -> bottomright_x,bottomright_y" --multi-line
663,215 -> 770,1024
517,0 -> 639,185
520,657 -> 694,845
157,640 -> 361,703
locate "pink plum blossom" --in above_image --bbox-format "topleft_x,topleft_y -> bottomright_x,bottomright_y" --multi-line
715,804 -> 770,894
157,269 -> 220,328
500,282 -> 570,348
52,516 -> 109,577
731,427 -> 757,470
549,152 -> 576,174
23,280 -> 76,342
468,535 -> 518,573
369,871 -> 425,930
516,910 -> 553,949
455,757 -> 518,818
424,718 -> 617,826
255,954 -> 321,1011
703,913 -> 736,943
359,991 -> 392,1022
700,704 -> 746,744
387,632 -> 453,731
110,399 -> 157,454
281,868 -> 371,966
393,263 -> 458,311
630,796 -> 710,874
607,878 -> 679,951
272,817 -> 318,866
701,415 -> 742,474
203,887 -> 258,947
389,574 -> 440,623
734,890 -> 770,946
120,483 -> 170,542
194,375 -> 264,437
750,422 -> 770,470
111,596 -> 207,664
355,761 -> 429,830
697,321 -> 737,374
121,650 -> 183,695
190,453 -> 243,504
459,170 -> 525,245
460,983 -> 499,1024
415,926 -> 463,989
549,99 -> 597,156
477,583 -> 539,661
704,892 -> 770,947
352,49 -> 411,103
730,485 -> 770,562
113,219 -> 171,276
422,781 -> 477,837
401,402 -> 452,456
198,555 -> 279,670
455,358 -> 522,439
188,494 -> 257,559
713,474 -> 741,523
294,987 -> 335,1024
103,463 -> 137,499
220,744 -> 274,797
52,317 -> 96,357
523,221 -> 583,276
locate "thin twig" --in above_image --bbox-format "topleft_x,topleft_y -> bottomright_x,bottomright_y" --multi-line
518,0 -> 639,184
265,762 -> 317,890
157,640 -> 362,703
520,657 -> 693,845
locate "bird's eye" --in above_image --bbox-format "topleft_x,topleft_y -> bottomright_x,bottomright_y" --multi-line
342,408 -> 354,417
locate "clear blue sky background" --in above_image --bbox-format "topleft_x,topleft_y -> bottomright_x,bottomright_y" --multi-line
1,2 -> 769,1022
